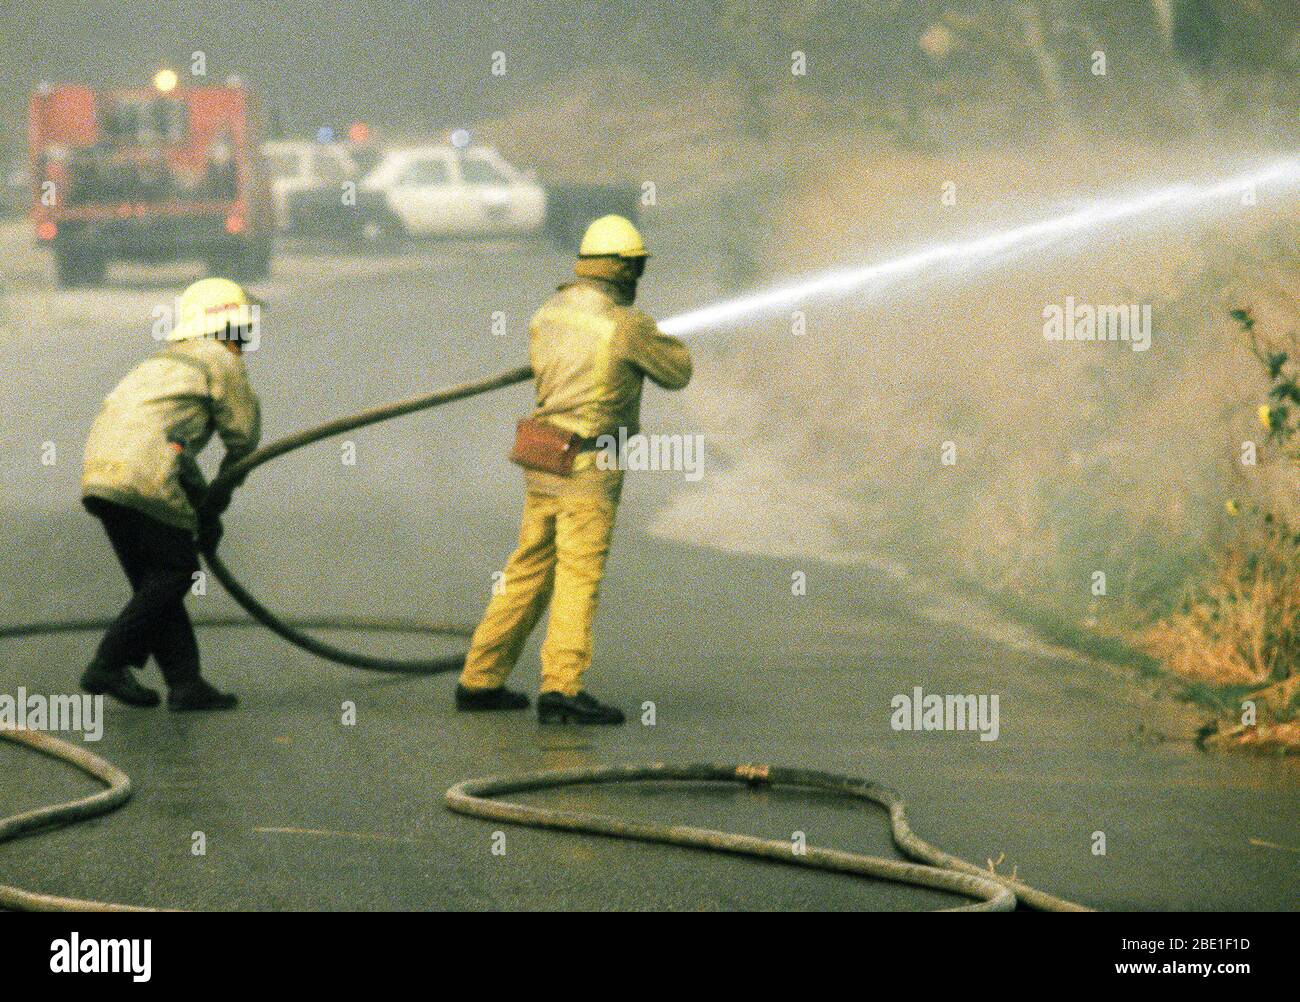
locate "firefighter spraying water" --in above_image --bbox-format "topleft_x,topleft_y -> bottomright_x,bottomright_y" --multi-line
457,215 -> 692,725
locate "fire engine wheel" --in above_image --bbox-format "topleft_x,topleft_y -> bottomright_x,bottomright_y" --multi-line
53,245 -> 107,289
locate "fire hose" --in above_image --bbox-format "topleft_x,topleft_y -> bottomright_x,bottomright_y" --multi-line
0,364 -> 1090,912
197,363 -> 537,673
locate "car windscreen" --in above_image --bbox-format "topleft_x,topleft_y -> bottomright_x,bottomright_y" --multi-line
460,157 -> 510,185
267,149 -> 304,178
401,157 -> 450,185
313,149 -> 351,184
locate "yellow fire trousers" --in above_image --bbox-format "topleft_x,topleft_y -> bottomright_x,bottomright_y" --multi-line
460,490 -> 618,696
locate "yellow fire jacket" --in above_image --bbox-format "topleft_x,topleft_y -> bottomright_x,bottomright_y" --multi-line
526,277 -> 692,497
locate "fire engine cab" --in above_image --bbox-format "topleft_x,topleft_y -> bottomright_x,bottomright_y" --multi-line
29,72 -> 273,288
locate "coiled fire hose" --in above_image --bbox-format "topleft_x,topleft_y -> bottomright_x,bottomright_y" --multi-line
446,763 -> 1091,911
0,729 -> 143,912
0,364 -> 1090,912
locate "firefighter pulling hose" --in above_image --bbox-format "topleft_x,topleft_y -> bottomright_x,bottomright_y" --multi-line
80,277 -> 264,711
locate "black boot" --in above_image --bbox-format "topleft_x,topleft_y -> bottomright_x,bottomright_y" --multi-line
537,690 -> 625,725
80,660 -> 160,708
455,683 -> 530,712
168,677 -> 238,712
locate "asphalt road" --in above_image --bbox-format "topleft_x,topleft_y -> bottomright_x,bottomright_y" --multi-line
1,231 -> 1296,910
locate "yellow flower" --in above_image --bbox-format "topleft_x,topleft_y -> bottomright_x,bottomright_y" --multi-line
1257,405 -> 1273,429
1225,499 -> 1240,517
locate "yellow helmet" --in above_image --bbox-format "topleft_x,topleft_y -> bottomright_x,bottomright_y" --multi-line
579,214 -> 648,259
168,277 -> 264,342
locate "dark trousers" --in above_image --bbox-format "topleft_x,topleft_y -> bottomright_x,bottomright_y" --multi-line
84,497 -> 201,687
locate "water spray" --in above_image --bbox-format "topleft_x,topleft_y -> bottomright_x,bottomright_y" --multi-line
659,156 -> 1300,338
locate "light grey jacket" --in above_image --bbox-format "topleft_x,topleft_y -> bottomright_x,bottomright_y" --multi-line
82,337 -> 261,531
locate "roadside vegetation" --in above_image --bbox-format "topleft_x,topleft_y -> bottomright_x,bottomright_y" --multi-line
1142,303 -> 1300,753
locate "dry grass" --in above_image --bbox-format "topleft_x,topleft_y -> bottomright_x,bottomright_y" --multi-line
1141,511 -> 1300,689
1139,297 -> 1300,753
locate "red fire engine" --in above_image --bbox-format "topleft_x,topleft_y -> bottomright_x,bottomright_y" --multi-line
29,72 -> 273,288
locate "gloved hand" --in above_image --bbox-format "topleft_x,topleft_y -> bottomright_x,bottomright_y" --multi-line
197,515 -> 224,553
